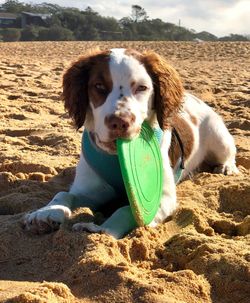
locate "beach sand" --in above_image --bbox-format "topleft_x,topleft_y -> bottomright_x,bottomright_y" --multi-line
0,41 -> 249,302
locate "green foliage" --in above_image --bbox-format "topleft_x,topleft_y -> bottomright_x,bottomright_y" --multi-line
75,24 -> 100,41
1,27 -> 21,41
219,34 -> 248,41
0,0 -> 62,14
84,6 -> 99,16
31,3 -> 64,14
56,9 -> 84,31
1,0 -> 26,13
20,25 -> 39,41
37,26 -> 75,41
131,5 -> 148,23
1,1 -> 249,42
196,31 -> 218,41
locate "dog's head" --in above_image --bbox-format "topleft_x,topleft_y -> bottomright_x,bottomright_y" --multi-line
63,48 -> 183,154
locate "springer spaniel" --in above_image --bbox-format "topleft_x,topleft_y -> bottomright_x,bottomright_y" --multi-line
23,48 -> 238,238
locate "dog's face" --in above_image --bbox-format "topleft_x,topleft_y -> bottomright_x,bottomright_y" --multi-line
88,49 -> 154,153
63,48 -> 184,154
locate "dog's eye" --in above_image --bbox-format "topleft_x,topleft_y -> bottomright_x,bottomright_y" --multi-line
95,83 -> 107,94
136,85 -> 148,93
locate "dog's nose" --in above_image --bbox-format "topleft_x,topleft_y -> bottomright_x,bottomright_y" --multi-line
106,115 -> 129,131
105,114 -> 135,133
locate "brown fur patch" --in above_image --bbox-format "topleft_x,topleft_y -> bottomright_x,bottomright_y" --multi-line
185,108 -> 198,126
190,114 -> 198,126
88,60 -> 112,108
63,48 -> 184,132
140,51 -> 184,130
169,114 -> 194,167
124,49 -> 142,59
62,49 -> 110,129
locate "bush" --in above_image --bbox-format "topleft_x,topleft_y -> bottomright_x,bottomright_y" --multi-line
219,34 -> 248,41
37,26 -> 74,41
1,28 -> 21,42
20,26 -> 39,41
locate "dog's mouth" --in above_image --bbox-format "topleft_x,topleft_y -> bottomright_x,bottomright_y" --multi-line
90,132 -> 117,154
91,129 -> 141,155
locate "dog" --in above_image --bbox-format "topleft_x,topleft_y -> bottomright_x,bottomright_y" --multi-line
23,48 -> 238,238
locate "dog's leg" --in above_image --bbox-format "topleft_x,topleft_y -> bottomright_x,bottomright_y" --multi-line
73,206 -> 137,239
203,114 -> 239,175
23,153 -> 116,233
23,191 -> 74,234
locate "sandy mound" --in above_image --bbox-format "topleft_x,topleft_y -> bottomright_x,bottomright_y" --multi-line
0,42 -> 249,303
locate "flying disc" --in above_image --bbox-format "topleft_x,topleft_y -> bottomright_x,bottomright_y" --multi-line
117,121 -> 163,226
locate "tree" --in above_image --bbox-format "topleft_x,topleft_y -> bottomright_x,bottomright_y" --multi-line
56,9 -> 85,31
219,34 -> 248,41
38,26 -> 74,41
195,31 -> 217,41
1,0 -> 26,13
131,5 -> 148,22
119,17 -> 133,27
83,6 -> 99,16
96,17 -> 121,40
20,25 -> 38,41
76,24 -> 100,40
33,3 -> 63,14
119,20 -> 138,40
1,28 -> 21,41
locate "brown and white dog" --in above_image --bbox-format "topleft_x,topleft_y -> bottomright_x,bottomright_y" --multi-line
23,48 -> 238,238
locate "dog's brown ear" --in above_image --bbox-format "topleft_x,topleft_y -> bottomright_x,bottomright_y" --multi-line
141,51 -> 184,130
62,49 -> 108,129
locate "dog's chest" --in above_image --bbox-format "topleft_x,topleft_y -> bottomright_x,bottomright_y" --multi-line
82,128 -> 184,194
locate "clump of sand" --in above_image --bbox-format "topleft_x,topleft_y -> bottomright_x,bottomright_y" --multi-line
0,41 -> 249,303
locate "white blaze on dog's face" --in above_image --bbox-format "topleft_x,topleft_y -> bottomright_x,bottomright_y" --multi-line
88,48 -> 154,154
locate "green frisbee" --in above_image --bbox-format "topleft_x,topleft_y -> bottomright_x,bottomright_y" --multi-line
117,121 -> 163,226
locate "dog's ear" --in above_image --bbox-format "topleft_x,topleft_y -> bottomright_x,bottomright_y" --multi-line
62,49 -> 108,129
141,51 -> 184,130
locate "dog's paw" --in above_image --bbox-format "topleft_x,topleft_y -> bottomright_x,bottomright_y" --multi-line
213,163 -> 239,175
72,222 -> 106,234
23,205 -> 71,234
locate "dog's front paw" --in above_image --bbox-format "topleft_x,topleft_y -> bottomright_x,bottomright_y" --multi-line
72,222 -> 106,234
72,222 -> 119,238
23,205 -> 71,234
213,163 -> 239,175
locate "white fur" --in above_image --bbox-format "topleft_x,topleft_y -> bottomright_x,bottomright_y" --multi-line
182,93 -> 238,176
24,50 -> 238,238
70,152 -> 116,203
90,48 -> 154,152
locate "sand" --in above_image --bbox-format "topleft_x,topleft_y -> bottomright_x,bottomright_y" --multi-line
0,41 -> 249,303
